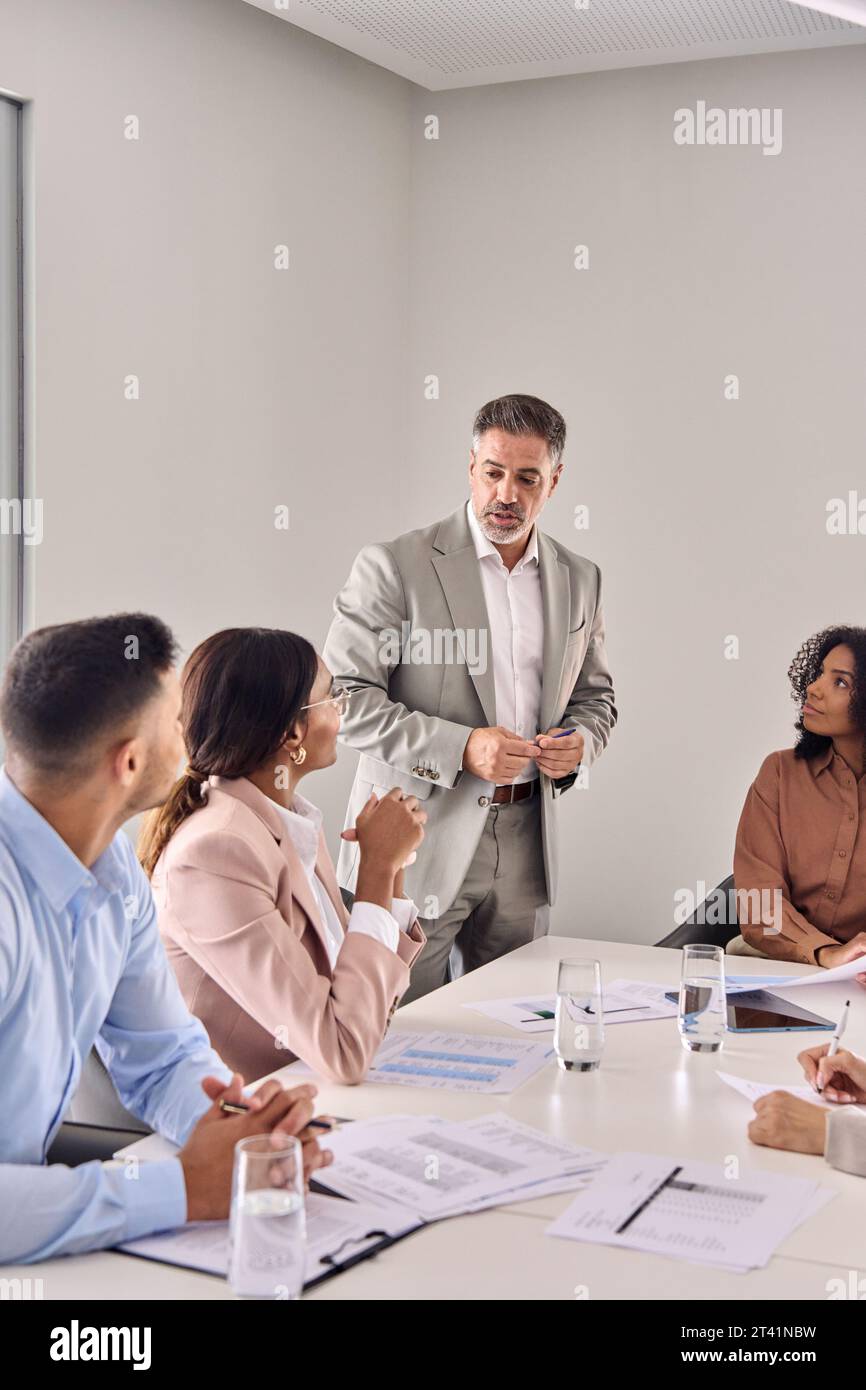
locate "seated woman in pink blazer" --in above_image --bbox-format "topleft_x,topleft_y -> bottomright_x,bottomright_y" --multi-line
139,627 -> 427,1086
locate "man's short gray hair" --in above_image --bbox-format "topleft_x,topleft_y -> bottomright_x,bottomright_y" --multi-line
472,394 -> 566,469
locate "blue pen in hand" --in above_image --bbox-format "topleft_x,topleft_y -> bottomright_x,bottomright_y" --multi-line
535,727 -> 582,778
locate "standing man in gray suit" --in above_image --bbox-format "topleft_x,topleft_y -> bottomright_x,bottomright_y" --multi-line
324,394 -> 616,1001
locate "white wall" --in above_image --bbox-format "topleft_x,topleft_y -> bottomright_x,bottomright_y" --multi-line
3,2 -> 865,944
0,0 -> 412,829
406,44 -> 866,942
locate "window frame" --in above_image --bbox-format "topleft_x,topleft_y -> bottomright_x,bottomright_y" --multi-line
0,93 -> 23,671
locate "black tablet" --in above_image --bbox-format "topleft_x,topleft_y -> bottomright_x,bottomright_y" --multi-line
663,987 -> 836,1031
725,989 -> 836,1033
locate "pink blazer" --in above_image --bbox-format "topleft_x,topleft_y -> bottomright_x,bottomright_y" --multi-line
152,775 -> 425,1086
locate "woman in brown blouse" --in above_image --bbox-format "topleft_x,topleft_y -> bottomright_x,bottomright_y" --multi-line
733,625 -> 866,983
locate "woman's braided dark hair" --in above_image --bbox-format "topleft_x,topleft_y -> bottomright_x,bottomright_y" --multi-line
788,625 -> 866,762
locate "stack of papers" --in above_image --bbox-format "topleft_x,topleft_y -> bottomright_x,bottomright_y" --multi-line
115,1112 -> 606,1281
546,1152 -> 835,1272
463,980 -> 678,1034
314,1111 -> 606,1221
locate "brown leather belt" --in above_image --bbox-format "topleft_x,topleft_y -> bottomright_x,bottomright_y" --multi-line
490,780 -> 538,805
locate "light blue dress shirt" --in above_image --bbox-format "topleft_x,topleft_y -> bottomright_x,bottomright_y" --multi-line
0,768 -> 231,1263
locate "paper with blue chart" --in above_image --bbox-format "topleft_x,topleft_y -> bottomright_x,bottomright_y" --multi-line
359,1030 -> 553,1093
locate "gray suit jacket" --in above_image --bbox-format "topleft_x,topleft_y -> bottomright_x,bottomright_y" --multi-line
323,504 -> 617,919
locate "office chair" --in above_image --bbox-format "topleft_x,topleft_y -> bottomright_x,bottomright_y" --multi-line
46,1049 -> 151,1168
654,874 -> 739,950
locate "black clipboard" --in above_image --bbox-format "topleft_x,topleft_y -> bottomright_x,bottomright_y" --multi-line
302,1180 -> 424,1288
116,1183 -> 425,1292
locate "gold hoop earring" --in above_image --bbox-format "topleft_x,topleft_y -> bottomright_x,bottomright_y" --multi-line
289,746 -> 307,766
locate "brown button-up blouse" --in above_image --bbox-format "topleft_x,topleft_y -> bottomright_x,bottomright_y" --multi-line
734,746 -> 866,965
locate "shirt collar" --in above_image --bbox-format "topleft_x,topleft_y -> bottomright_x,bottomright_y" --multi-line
809,743 -> 835,776
465,499 -> 539,572
812,742 -> 866,785
0,766 -> 127,912
273,791 -> 323,875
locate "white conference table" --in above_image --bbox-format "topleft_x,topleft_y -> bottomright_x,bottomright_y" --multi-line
5,937 -> 865,1301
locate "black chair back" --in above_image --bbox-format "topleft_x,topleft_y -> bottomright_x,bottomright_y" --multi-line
654,874 -> 739,949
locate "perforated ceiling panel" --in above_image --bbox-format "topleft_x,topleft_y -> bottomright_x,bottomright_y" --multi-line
242,0 -> 866,89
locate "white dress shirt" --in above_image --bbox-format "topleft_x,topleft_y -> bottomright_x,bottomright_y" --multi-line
274,792 -> 417,968
466,500 -> 544,784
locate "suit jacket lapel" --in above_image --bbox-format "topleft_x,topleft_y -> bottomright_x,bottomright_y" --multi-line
539,532 -> 572,732
208,775 -> 335,960
314,834 -> 350,931
276,836 -> 335,960
431,507 -> 497,727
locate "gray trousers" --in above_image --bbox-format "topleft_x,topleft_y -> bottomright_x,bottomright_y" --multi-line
400,795 -> 550,1005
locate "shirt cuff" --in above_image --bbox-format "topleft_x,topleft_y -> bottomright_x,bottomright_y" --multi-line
569,722 -> 594,770
810,935 -> 847,967
119,1157 -> 188,1242
389,896 -> 419,934
787,928 -> 839,967
825,1107 -> 866,1178
347,901 -> 400,953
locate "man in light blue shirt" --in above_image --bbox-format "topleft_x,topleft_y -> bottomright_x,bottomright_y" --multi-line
0,613 -> 328,1264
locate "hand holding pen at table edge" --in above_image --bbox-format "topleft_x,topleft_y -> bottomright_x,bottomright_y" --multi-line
217,1093 -> 341,1133
799,1034 -> 866,1106
178,1074 -> 335,1222
747,1002 -> 863,1156
812,998 -> 850,1094
207,1071 -> 340,1143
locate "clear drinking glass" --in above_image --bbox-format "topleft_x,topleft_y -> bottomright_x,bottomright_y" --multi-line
678,943 -> 726,1053
228,1133 -> 306,1299
554,958 -> 605,1071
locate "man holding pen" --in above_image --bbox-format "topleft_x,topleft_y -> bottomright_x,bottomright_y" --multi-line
324,394 -> 617,1000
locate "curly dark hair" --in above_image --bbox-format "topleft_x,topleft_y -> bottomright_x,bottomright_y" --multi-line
788,625 -> 866,761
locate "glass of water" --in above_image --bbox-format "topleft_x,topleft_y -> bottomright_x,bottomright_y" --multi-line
678,943 -> 726,1053
228,1133 -> 306,1299
554,958 -> 605,1071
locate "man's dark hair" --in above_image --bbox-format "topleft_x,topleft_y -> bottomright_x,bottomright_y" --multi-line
472,394 -> 566,468
1,613 -> 178,773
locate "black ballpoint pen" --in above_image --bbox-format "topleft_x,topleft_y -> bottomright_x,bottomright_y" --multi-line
218,1099 -> 342,1130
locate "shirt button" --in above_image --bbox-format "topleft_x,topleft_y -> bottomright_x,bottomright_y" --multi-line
839,850 -> 847,858
478,796 -> 490,807
827,891 -> 836,900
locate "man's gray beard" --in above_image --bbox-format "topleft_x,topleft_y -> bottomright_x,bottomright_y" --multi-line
479,513 -> 531,545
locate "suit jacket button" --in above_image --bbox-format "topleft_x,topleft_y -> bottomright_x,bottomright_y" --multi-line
412,766 -> 422,775
478,795 -> 490,807
430,771 -> 440,780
